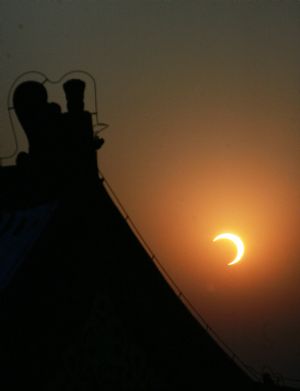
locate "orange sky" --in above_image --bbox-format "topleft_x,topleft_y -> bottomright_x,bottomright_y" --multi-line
1,0 -> 300,384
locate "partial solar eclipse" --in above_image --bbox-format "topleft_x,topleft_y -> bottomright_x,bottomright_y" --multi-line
213,233 -> 245,266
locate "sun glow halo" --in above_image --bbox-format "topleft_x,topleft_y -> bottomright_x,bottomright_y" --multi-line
213,233 -> 245,266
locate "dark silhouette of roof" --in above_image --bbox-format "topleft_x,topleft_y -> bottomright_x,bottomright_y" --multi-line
0,166 -> 295,390
0,78 -> 294,390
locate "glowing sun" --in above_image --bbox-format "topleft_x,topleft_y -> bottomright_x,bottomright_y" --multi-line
213,233 -> 245,266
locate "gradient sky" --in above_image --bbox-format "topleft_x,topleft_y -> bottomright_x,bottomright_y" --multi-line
1,0 -> 300,384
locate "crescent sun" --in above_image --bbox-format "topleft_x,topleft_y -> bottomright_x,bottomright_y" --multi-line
213,233 -> 245,266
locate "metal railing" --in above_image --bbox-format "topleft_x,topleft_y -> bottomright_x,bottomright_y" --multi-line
98,169 -> 263,385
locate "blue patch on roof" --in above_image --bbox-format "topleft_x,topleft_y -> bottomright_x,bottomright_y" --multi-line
0,203 -> 57,289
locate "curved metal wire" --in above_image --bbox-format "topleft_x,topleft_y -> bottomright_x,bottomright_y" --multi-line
100,171 -> 300,389
2,70 -> 109,160
98,169 -> 263,384
2,71 -> 299,389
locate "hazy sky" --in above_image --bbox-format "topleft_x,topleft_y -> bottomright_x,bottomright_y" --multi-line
1,0 -> 300,384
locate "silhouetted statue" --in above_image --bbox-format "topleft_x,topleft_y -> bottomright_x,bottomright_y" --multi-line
13,81 -> 62,170
62,79 -> 103,180
12,78 -> 104,203
64,78 -> 85,113
13,81 -> 64,201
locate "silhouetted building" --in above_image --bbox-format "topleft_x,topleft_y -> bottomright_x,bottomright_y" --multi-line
0,80 -> 292,390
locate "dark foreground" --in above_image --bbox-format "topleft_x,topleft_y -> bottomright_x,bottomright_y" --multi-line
0,166 -> 293,390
